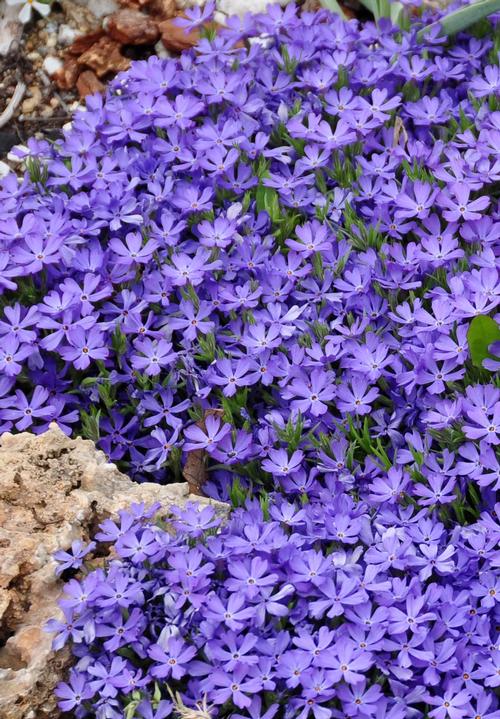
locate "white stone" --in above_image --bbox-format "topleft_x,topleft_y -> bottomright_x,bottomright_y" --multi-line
57,23 -> 77,45
42,56 -> 63,76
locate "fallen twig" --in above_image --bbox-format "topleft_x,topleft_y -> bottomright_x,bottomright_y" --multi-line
0,81 -> 26,129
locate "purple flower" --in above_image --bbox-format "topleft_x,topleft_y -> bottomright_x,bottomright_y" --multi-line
96,607 -> 145,651
395,181 -> 438,220
463,405 -> 500,445
109,232 -> 159,266
209,358 -> 252,397
136,700 -> 173,719
336,376 -> 379,416
53,539 -> 96,575
131,338 -> 177,376
168,300 -> 214,341
318,637 -> 373,684
205,592 -> 256,630
54,670 -> 94,711
0,336 -> 33,377
226,557 -> 279,598
438,183 -> 490,222
59,327 -> 109,370
282,368 -> 336,416
183,415 -> 231,453
210,665 -> 263,709
0,386 -> 54,430
388,593 -> 436,634
88,657 -> 128,698
425,682 -> 471,719
45,606 -> 87,650
262,448 -> 304,476
148,637 -> 197,680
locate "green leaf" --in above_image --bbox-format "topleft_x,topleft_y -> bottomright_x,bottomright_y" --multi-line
97,383 -> 116,411
417,0 -> 500,41
375,0 -> 391,20
111,325 -> 127,356
390,1 -> 408,27
466,315 -> 500,368
259,492 -> 271,521
195,332 -> 217,363
275,412 -> 305,453
229,477 -> 248,508
255,185 -> 281,223
80,408 -> 101,443
348,0 -> 407,24
319,0 -> 348,17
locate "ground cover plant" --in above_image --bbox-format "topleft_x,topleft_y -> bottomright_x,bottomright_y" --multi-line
0,0 -> 499,717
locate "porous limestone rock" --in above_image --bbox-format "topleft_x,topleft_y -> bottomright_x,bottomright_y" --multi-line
0,423 -> 227,719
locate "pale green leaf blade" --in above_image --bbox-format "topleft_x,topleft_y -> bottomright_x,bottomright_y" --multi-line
320,0 -> 348,17
390,0 -> 407,25
417,0 -> 500,40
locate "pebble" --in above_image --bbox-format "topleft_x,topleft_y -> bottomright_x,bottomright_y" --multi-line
46,35 -> 57,48
21,87 -> 42,115
58,24 -> 78,46
26,52 -> 42,63
43,55 -> 64,76
154,40 -> 171,59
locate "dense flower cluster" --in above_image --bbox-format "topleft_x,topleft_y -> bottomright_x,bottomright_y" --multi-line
2,1 -> 500,714
50,497 -> 500,718
0,3 -> 499,511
